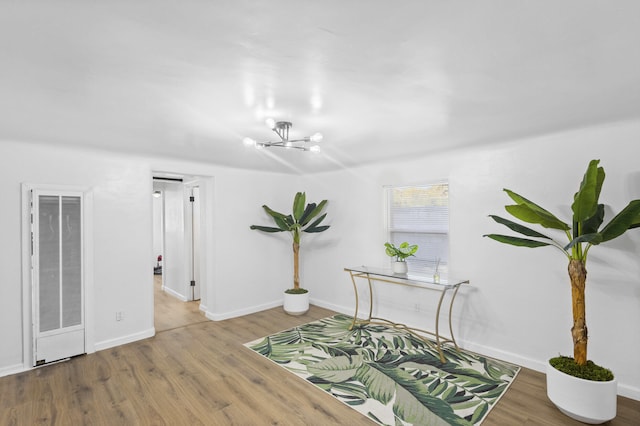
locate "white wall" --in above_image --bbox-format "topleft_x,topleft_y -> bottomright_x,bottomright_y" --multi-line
1,119 -> 638,400
0,140 -> 296,377
299,119 -> 640,400
0,141 -> 155,375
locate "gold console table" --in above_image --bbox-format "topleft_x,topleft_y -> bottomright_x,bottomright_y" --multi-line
344,266 -> 469,362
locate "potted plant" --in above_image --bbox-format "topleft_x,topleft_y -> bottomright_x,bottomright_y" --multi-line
485,159 -> 640,423
250,192 -> 330,315
384,242 -> 418,274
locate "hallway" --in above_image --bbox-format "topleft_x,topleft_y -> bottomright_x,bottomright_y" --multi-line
154,275 -> 207,333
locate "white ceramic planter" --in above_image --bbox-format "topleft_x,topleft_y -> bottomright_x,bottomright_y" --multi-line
283,291 -> 309,316
392,261 -> 408,274
546,361 -> 617,424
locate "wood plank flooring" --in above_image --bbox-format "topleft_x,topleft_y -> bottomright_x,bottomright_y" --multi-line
1,285 -> 638,425
153,275 -> 208,333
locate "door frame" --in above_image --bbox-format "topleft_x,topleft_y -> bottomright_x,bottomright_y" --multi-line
152,172 -> 213,314
21,183 -> 95,369
184,184 -> 201,301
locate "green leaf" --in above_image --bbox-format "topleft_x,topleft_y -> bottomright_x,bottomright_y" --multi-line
629,210 -> 640,229
504,189 -> 570,230
564,233 -> 603,251
248,335 -> 308,363
504,188 -> 569,231
329,382 -> 369,403
484,234 -> 552,248
600,200 -> 640,242
304,212 -> 327,229
307,355 -> 363,383
262,204 -> 287,221
505,204 -> 570,230
355,364 -> 397,405
581,204 -> 605,235
293,192 -> 306,221
298,203 -> 317,226
273,215 -> 291,231
469,403 -> 489,424
249,225 -> 285,233
398,242 -> 418,256
259,205 -> 292,231
488,215 -> 552,239
283,215 -> 294,228
385,244 -> 396,257
301,199 -> 328,226
356,363 -> 468,426
304,225 -> 330,233
572,159 -> 602,225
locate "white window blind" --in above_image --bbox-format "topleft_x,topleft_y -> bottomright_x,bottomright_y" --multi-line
386,183 -> 449,278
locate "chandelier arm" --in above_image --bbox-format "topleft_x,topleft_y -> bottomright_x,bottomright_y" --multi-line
248,121 -> 319,151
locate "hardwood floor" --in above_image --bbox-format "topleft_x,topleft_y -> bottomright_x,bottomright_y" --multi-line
1,294 -> 638,425
153,275 -> 208,333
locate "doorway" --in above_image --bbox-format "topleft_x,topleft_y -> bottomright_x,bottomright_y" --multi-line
152,174 -> 209,332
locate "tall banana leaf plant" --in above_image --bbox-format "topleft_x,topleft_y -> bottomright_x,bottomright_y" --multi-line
485,159 -> 640,367
250,192 -> 330,292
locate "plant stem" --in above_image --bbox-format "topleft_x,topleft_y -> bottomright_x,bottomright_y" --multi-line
569,259 -> 588,365
293,242 -> 300,290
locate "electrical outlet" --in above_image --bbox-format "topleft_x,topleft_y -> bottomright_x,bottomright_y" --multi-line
116,311 -> 124,321
414,303 -> 420,312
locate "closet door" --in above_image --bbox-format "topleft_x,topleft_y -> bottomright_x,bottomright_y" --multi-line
32,191 -> 85,365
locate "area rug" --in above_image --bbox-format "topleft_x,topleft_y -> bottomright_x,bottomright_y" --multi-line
244,314 -> 520,426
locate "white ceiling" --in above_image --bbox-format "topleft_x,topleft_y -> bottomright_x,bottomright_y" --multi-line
2,1 -> 639,173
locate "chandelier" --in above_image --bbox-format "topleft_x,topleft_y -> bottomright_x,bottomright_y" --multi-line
243,119 -> 323,152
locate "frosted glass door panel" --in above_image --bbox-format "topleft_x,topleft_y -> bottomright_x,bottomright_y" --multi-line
38,195 -> 61,332
62,196 -> 82,327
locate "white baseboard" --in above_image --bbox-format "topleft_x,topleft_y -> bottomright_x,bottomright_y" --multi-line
162,286 -> 188,302
206,299 -> 282,321
618,383 -> 640,401
94,328 -> 156,352
457,338 -> 547,372
0,363 -> 27,379
309,298 -> 353,316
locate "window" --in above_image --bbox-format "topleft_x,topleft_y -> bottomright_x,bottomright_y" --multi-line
386,182 -> 449,279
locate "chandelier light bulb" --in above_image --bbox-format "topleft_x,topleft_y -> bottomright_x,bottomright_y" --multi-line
309,132 -> 323,143
265,118 -> 276,129
243,137 -> 256,147
309,145 -> 321,153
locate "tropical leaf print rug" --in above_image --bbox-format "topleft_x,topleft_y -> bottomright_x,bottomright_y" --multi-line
244,314 -> 520,426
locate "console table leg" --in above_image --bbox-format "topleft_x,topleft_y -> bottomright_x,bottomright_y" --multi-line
435,288 -> 449,363
365,274 -> 374,322
348,271 -> 360,330
448,285 -> 462,350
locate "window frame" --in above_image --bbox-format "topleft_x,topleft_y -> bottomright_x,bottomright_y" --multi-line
384,181 -> 450,279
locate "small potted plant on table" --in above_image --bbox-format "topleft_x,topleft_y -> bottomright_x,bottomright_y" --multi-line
384,242 -> 418,274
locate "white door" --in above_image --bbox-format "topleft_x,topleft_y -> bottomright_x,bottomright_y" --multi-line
32,190 -> 85,365
190,187 -> 201,301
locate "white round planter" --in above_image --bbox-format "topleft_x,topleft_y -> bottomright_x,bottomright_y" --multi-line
283,291 -> 309,316
546,361 -> 617,424
392,261 -> 408,274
